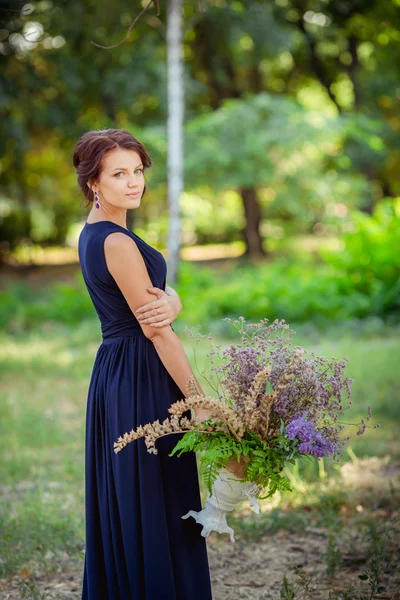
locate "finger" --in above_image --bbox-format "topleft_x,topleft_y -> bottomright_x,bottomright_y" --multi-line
140,311 -> 170,324
150,319 -> 172,328
138,306 -> 170,322
136,304 -> 154,315
137,308 -> 162,320
147,287 -> 164,299
136,299 -> 164,316
140,316 -> 160,325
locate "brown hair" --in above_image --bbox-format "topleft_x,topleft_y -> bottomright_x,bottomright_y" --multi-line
72,128 -> 152,203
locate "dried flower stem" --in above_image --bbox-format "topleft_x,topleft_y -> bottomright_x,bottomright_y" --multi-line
114,426 -> 222,455
168,395 -> 245,441
243,366 -> 271,429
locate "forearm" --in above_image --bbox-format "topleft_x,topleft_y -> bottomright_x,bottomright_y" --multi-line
150,327 -> 201,398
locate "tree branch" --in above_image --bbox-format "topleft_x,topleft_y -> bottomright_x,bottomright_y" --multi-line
90,0 -> 160,50
346,34 -> 361,109
296,17 -> 342,113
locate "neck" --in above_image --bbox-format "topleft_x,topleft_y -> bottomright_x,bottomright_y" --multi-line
88,207 -> 128,229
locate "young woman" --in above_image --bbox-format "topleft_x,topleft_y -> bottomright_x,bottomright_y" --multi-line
73,128 -> 213,600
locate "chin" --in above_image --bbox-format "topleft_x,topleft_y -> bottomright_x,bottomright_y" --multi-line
126,198 -> 141,209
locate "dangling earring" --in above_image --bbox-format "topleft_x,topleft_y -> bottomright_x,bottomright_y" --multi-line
94,190 -> 101,209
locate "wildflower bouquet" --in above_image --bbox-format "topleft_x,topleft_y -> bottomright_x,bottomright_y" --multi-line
114,318 -> 377,541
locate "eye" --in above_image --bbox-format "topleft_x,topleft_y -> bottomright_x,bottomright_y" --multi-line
114,172 -> 124,177
135,168 -> 143,175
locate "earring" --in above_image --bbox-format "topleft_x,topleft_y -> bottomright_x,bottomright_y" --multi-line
94,191 -> 101,209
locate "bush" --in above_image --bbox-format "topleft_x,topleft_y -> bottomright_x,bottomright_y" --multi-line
0,208 -> 32,253
322,199 -> 400,316
175,200 -> 400,329
0,277 -> 94,333
1,202 -> 398,333
175,260 -> 372,330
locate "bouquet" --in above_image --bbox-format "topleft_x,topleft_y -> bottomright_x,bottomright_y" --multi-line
114,318 -> 378,541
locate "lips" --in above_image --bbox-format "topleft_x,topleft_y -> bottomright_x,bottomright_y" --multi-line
126,192 -> 141,197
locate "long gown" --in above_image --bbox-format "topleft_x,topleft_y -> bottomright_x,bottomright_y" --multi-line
78,220 -> 213,600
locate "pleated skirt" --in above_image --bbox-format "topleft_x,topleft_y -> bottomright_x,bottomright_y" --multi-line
82,336 -> 213,600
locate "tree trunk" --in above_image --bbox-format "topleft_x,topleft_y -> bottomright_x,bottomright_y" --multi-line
239,186 -> 265,257
166,0 -> 184,284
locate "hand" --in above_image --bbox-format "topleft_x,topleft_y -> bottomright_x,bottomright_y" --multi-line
135,287 -> 178,328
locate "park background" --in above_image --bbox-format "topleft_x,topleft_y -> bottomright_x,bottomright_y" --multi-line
0,0 -> 399,598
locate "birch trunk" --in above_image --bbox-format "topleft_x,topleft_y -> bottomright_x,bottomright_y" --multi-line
166,0 -> 184,283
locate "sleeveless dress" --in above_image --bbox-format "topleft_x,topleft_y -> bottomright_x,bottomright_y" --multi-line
78,220 -> 213,600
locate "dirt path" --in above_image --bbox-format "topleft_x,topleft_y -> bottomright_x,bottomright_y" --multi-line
1,523 -> 399,600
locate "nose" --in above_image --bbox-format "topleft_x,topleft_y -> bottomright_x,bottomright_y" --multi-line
127,173 -> 141,188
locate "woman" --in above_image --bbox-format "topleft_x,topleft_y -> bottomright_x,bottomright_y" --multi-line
73,128 -> 213,600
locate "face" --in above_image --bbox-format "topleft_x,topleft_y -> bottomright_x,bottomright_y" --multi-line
91,148 -> 145,210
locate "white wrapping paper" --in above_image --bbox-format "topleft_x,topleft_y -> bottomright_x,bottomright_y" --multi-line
182,468 -> 261,542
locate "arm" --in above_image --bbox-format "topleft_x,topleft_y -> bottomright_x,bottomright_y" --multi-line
165,284 -> 182,317
104,233 -> 209,420
135,284 -> 182,327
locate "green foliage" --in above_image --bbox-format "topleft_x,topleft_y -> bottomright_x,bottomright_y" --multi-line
288,519 -> 399,600
175,202 -> 400,328
2,0 -> 400,250
0,276 -> 94,332
0,208 -> 32,251
229,506 -> 312,540
181,189 -> 244,245
352,520 -> 397,600
19,580 -> 49,600
0,487 -> 84,578
292,567 -> 318,598
325,527 -> 342,578
323,199 -> 400,316
170,425 -> 298,497
185,92 -> 372,220
244,432 -> 297,498
280,575 -> 296,599
0,322 -> 398,587
170,430 -> 239,494
1,201 -> 398,334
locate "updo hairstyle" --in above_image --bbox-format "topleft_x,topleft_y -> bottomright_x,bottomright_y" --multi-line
72,129 -> 152,204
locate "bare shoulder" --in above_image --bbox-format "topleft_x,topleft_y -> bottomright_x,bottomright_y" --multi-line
104,231 -> 136,251
101,231 -> 162,338
104,232 -> 141,261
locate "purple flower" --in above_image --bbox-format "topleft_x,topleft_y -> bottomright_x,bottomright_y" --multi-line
298,437 -> 337,458
286,416 -> 317,443
286,416 -> 338,457
187,317 -> 356,457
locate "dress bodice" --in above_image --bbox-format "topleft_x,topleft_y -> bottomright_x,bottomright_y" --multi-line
78,221 -> 167,343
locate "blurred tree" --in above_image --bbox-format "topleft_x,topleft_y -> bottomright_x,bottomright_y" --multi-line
167,0 -> 184,282
186,1 -> 289,255
0,0 -> 168,245
269,0 -> 400,203
184,0 -> 400,242
185,92 -> 370,254
0,0 -> 399,255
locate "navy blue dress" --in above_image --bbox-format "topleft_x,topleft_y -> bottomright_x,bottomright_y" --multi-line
78,220 -> 212,600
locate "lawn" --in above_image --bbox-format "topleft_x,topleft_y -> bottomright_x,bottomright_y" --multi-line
0,320 -> 399,598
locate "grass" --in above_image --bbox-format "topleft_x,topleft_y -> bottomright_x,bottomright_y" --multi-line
0,319 -> 398,590
0,486 -> 84,578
